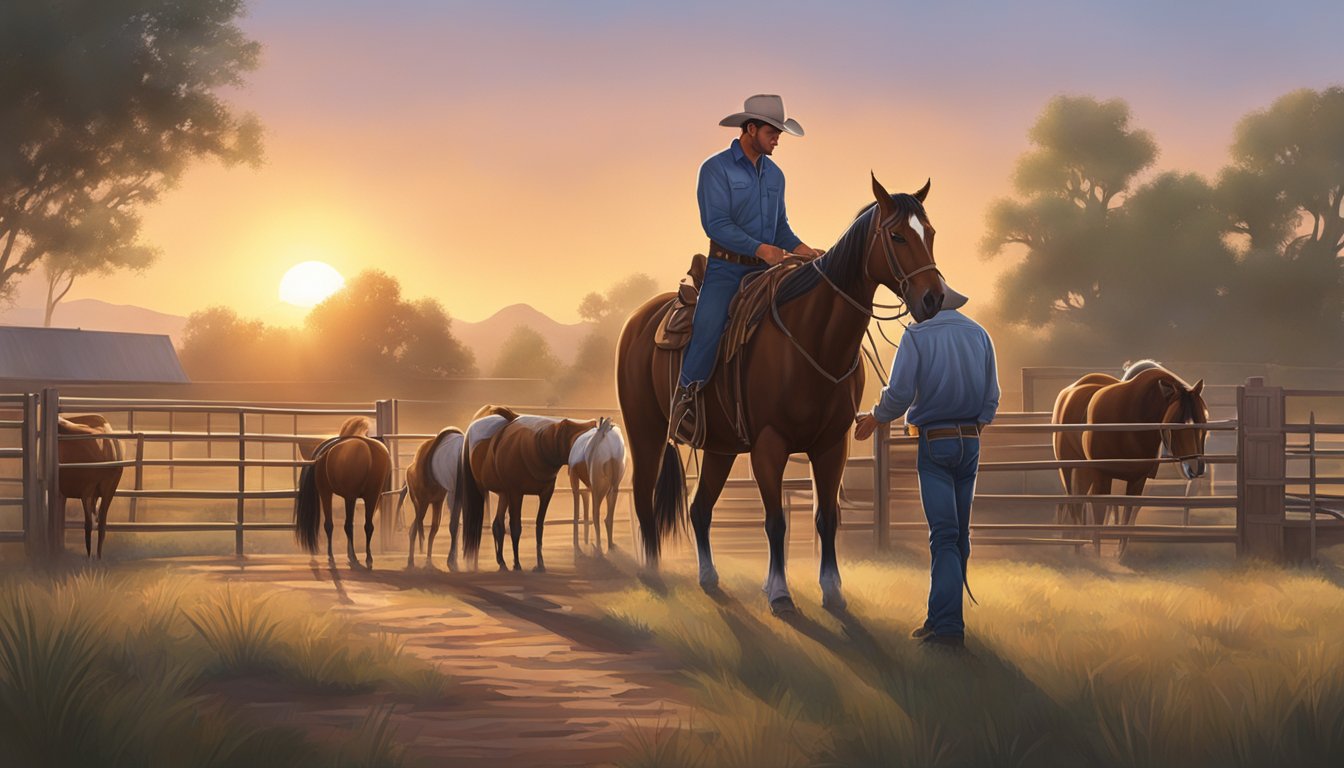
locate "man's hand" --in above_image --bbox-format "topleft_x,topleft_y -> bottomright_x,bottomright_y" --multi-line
853,412 -> 882,441
755,243 -> 788,265
792,244 -> 824,258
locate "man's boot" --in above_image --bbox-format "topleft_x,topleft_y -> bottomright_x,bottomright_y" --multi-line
669,381 -> 705,447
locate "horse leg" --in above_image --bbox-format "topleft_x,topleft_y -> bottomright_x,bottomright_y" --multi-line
585,487 -> 596,551
690,451 -> 736,590
426,499 -> 443,567
509,493 -> 524,571
1088,476 -> 1112,556
363,491 -> 378,569
408,497 -> 427,568
82,495 -> 94,558
604,486 -> 619,553
809,437 -> 848,611
319,488 -> 335,562
447,494 -> 461,572
1118,478 -> 1146,558
569,472 -> 583,553
534,487 -> 553,573
95,491 -> 113,559
492,493 -> 509,570
752,431 -> 794,615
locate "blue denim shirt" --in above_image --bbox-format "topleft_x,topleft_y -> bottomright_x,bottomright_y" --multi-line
697,138 -> 803,257
873,309 -> 1000,428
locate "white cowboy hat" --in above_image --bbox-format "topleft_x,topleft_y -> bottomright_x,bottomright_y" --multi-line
718,94 -> 804,136
939,276 -> 969,311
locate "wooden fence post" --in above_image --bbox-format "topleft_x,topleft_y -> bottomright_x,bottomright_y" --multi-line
375,399 -> 394,551
236,410 -> 246,557
1237,377 -> 1285,561
874,422 -> 890,550
41,388 -> 63,557
22,393 -> 45,561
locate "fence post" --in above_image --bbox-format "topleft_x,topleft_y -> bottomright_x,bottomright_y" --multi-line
128,410 -> 137,522
236,410 -> 245,557
874,422 -> 890,550
22,393 -> 45,561
41,388 -> 64,557
374,399 -> 394,551
1236,377 -> 1285,561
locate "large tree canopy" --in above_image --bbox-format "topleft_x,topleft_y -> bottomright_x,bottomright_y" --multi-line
0,0 -> 262,304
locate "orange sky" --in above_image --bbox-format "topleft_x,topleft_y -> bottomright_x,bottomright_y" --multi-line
10,1 -> 1341,327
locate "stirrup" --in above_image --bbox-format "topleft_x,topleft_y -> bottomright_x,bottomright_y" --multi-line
669,382 -> 706,448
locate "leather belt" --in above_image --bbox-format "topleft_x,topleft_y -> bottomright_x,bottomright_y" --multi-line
907,424 -> 981,439
709,240 -> 766,268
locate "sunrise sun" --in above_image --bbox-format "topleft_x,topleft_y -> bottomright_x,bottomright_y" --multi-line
279,261 -> 345,308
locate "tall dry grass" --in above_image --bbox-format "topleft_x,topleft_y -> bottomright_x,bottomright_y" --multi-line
603,558 -> 1344,768
0,567 -> 451,766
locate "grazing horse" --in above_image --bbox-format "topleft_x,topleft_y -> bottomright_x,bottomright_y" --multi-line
567,417 -> 627,553
57,415 -> 124,558
294,417 -> 392,567
461,405 -> 597,572
616,176 -> 953,615
1053,361 -> 1209,554
395,427 -> 466,569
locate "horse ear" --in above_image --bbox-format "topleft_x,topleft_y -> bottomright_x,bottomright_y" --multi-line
1191,379 -> 1204,397
914,178 -> 931,202
871,172 -> 894,216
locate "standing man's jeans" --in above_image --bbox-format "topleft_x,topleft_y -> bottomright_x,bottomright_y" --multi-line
678,258 -> 765,387
917,427 -> 980,637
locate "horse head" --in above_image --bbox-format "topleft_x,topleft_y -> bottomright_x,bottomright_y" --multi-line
867,175 -> 950,323
1157,377 -> 1208,479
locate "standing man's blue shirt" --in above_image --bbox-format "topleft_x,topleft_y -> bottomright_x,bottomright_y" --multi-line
874,309 -> 1001,428
697,138 -> 802,256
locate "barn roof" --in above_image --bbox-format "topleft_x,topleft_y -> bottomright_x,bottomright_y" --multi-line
0,326 -> 189,384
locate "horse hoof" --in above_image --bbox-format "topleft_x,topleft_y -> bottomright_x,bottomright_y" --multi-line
699,574 -> 719,592
822,591 -> 848,612
532,564 -> 547,574
512,563 -> 522,572
770,597 -> 798,617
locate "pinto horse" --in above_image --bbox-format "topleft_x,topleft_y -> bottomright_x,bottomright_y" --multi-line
395,427 -> 466,569
461,405 -> 597,572
567,417 -> 627,553
294,416 -> 392,567
57,415 -> 124,558
1053,361 -> 1209,555
616,176 -> 954,615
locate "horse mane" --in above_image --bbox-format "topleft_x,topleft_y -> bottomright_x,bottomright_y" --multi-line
473,404 -> 519,422
1121,359 -> 1165,381
773,193 -> 927,310
338,417 -> 371,438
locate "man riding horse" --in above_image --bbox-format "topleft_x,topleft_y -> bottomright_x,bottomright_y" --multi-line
669,94 -> 824,445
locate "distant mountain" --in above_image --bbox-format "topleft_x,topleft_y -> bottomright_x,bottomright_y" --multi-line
0,298 -> 188,344
0,298 -> 592,375
453,303 -> 593,374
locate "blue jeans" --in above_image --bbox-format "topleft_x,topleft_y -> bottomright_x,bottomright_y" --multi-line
917,427 -> 980,636
678,258 -> 765,387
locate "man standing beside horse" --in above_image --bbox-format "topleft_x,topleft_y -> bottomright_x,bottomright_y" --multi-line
670,94 -> 824,445
855,295 -> 1000,648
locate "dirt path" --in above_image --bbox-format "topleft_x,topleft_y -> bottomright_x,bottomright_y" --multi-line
179,552 -> 692,767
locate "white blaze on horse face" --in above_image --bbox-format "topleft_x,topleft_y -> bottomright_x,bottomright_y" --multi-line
907,213 -> 926,243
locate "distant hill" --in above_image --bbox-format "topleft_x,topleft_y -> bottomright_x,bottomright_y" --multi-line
453,303 -> 593,374
0,299 -> 592,375
0,298 -> 189,344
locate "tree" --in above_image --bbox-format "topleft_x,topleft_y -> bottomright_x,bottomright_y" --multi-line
0,0 -> 262,306
401,298 -> 476,378
560,273 -> 658,402
982,96 -> 1158,333
41,203 -> 157,325
493,326 -> 560,380
179,306 -> 303,381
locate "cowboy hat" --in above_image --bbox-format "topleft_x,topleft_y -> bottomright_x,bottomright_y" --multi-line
939,276 -> 969,311
718,94 -> 804,136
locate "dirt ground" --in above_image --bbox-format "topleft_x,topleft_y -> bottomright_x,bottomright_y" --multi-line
178,549 -> 697,768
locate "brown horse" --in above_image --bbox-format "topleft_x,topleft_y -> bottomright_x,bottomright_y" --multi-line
294,416 -> 392,567
1053,361 -> 1209,554
394,427 -> 466,569
460,405 -> 597,572
57,414 -> 124,558
616,176 -> 953,614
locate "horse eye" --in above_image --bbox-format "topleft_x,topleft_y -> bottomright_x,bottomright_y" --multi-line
890,232 -> 906,244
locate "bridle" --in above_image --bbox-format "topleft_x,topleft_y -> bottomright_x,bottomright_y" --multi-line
770,205 -> 944,384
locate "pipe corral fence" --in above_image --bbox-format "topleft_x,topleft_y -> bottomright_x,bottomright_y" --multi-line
0,370 -> 1340,563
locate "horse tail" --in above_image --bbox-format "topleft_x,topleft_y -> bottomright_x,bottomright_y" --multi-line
339,417 -> 371,438
293,460 -> 322,554
394,483 -> 419,550
460,442 -> 486,561
648,441 -> 687,561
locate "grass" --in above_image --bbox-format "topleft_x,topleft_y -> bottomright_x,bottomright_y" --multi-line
0,566 -> 454,767
599,556 -> 1344,768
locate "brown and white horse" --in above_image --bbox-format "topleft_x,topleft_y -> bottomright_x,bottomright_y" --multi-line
616,176 -> 952,614
1053,360 -> 1209,554
460,405 -> 597,572
57,414 -> 124,558
567,417 -> 626,553
395,427 -> 466,569
294,417 -> 392,567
